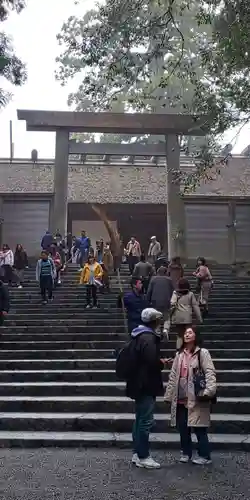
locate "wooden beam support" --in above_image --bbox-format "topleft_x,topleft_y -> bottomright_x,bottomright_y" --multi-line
68,141 -> 166,156
17,110 -> 209,136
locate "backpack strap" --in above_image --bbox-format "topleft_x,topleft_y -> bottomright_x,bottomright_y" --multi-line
197,349 -> 202,370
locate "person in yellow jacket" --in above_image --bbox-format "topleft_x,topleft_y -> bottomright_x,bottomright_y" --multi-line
79,255 -> 103,308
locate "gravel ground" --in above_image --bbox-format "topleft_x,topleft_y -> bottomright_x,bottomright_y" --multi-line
0,449 -> 249,500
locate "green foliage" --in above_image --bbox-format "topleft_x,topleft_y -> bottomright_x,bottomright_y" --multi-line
0,0 -> 26,108
57,0 -> 250,189
57,1 -> 207,113
0,0 -> 25,20
198,0 -> 250,126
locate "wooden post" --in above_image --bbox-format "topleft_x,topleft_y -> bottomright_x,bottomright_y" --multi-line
228,201 -> 236,263
165,134 -> 186,260
53,130 -> 69,236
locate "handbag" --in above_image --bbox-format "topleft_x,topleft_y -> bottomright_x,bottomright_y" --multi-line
93,278 -> 103,288
193,350 -> 217,404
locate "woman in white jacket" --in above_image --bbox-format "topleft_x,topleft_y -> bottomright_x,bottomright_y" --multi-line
0,244 -> 15,285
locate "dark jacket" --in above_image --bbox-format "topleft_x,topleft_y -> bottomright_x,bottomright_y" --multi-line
147,275 -> 174,312
41,232 -> 53,249
133,261 -> 154,279
155,255 -> 169,272
121,291 -> 148,333
14,251 -> 28,270
76,236 -> 91,252
126,325 -> 164,399
0,281 -> 9,312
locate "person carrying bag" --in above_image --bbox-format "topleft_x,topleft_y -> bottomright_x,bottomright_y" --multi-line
170,278 -> 202,350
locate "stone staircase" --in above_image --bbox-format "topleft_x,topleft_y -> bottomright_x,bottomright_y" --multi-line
0,263 -> 249,449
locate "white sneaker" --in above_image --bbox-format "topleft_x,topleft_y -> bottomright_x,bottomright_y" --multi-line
57,279 -> 61,284
132,453 -> 139,464
192,457 -> 212,465
18,285 -> 23,289
179,454 -> 190,463
136,456 -> 161,469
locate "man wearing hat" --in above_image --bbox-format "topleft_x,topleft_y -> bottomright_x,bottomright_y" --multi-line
126,307 -> 167,469
148,236 -> 161,265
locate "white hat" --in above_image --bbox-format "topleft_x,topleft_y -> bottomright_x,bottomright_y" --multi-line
151,236 -> 156,240
141,308 -> 163,323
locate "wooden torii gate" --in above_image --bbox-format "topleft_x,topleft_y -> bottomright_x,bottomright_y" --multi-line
17,110 -> 209,259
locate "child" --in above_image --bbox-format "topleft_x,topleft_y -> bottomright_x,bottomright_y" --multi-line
36,251 -> 56,304
50,243 -> 62,285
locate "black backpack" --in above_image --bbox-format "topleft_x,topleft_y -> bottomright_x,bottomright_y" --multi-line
116,327 -> 155,381
115,338 -> 139,381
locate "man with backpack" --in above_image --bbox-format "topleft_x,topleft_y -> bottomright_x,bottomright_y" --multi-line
116,307 -> 167,469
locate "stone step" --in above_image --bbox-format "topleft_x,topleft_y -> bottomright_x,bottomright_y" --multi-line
11,291 -> 250,298
2,329 -> 250,339
9,291 -> 249,300
1,340 -> 250,350
23,288 -> 250,294
0,369 -> 247,383
10,276 -> 250,284
0,358 -> 250,370
0,430 -> 247,449
23,271 -> 250,277
5,325 -> 128,333
0,411 -> 247,434
5,310 -> 248,322
0,357 -> 249,371
6,313 -> 250,322
0,395 -> 247,413
10,286 -> 249,297
7,314 -> 125,322
19,269 -> 250,277
0,348 -> 248,360
5,320 -> 250,331
0,381 -> 246,398
8,304 -> 250,313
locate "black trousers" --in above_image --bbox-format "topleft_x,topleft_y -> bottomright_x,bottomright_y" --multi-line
86,284 -> 97,306
2,265 -> 17,285
128,255 -> 138,275
141,277 -> 150,294
40,275 -> 53,301
0,313 -> 5,327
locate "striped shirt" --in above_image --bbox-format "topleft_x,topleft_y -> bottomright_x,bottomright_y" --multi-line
40,260 -> 52,276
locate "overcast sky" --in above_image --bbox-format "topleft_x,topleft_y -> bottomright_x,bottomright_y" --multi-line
0,0 -> 249,158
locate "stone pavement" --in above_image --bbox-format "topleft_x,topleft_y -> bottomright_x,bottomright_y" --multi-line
0,449 -> 249,500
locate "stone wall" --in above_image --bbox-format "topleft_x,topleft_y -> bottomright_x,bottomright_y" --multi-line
1,157 -> 250,201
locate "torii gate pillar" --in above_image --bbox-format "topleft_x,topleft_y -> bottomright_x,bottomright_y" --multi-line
53,130 -> 69,235
165,135 -> 186,260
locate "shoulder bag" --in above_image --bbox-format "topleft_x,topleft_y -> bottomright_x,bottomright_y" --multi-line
193,349 -> 217,404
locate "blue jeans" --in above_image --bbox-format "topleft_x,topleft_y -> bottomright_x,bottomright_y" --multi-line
132,396 -> 155,459
176,404 -> 211,459
79,249 -> 88,267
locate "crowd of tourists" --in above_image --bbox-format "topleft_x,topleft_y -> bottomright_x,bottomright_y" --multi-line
0,229 -> 115,306
0,230 -> 216,469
